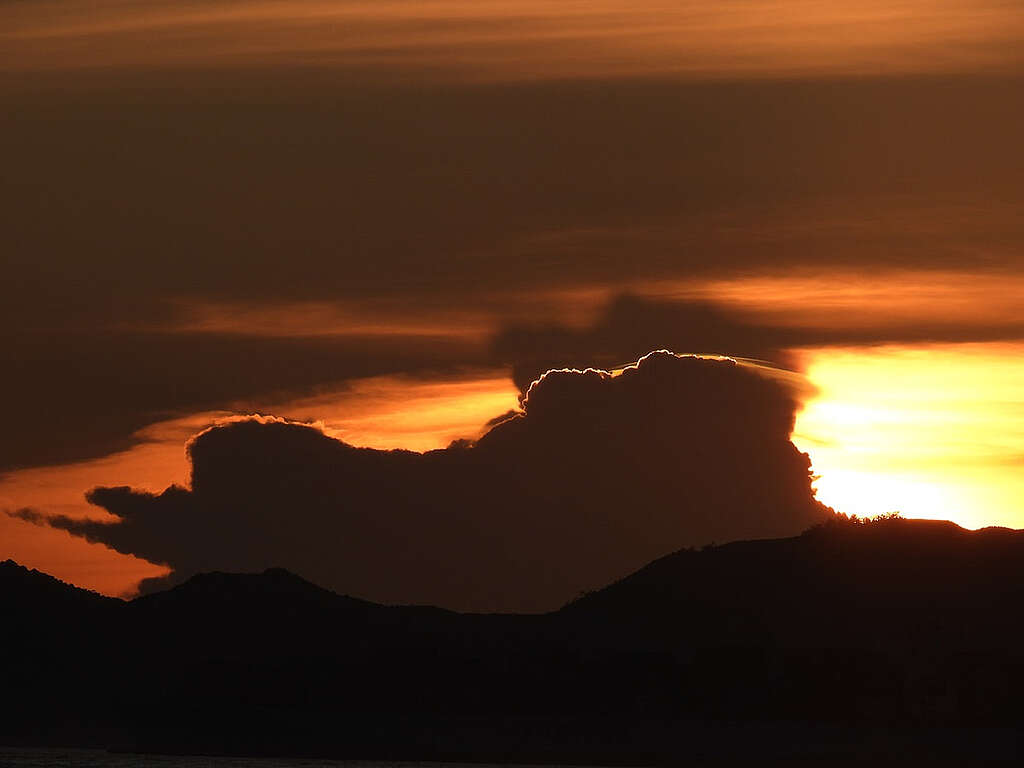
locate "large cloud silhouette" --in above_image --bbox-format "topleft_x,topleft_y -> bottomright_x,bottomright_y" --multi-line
36,352 -> 830,612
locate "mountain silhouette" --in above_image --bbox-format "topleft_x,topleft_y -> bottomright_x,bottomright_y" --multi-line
5,518 -> 1024,761
565,516 -> 1024,651
1,559 -> 120,613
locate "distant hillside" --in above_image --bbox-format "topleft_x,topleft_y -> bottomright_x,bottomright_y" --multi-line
1,558 -> 122,650
1,558 -> 121,611
565,516 -> 1024,651
5,518 -> 1024,761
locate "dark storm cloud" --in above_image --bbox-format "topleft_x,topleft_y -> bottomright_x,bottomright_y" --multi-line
32,353 -> 830,611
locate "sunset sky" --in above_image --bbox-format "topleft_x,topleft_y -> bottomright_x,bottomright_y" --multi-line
4,0 -> 1024,602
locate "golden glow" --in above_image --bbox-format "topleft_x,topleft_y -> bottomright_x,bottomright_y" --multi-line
794,343 -> 1024,529
166,299 -> 491,340
285,371 -> 521,451
163,265 -> 1024,350
3,0 -> 1022,79
0,369 -> 520,596
646,269 -> 1024,335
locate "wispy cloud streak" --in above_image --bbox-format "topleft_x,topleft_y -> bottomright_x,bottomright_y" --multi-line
3,0 -> 1023,79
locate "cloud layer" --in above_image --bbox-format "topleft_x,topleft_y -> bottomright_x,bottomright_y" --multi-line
5,73 -> 1024,474
32,352 -> 830,611
5,0 -> 1023,79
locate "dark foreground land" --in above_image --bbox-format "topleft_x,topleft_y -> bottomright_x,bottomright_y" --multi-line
6,517 -> 1024,762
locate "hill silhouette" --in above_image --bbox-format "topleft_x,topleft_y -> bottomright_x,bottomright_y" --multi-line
566,516 -> 1024,651
1,559 -> 120,614
5,518 -> 1024,761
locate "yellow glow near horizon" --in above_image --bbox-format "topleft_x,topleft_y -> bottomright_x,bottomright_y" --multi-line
794,343 -> 1024,529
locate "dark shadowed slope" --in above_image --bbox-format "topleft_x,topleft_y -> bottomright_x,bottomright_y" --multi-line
1,559 -> 121,614
563,516 -> 1024,651
1,559 -> 122,647
1,560 -> 126,748
6,518 -> 1024,760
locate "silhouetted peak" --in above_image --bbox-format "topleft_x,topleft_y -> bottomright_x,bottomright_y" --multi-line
0,559 -> 122,612
163,567 -> 326,597
563,517 -> 1024,653
2,558 -> 33,574
1,558 -> 99,594
132,566 -> 378,620
261,566 -> 306,581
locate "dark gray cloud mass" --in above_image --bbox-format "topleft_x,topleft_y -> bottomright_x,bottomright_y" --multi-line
4,75 -> 1024,472
32,353 -> 830,611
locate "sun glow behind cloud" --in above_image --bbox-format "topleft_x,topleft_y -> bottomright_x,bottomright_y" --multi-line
794,343 -> 1024,529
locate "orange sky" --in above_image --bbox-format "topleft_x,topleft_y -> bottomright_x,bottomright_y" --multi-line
3,0 -> 1024,599
0,371 -> 520,594
4,0 -> 1024,79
